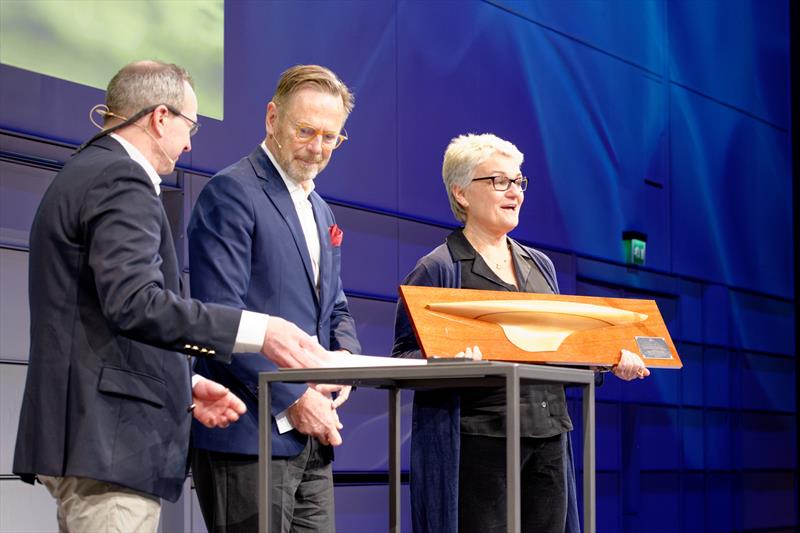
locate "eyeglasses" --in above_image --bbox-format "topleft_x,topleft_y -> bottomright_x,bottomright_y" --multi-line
472,175 -> 528,192
165,105 -> 200,137
293,123 -> 348,149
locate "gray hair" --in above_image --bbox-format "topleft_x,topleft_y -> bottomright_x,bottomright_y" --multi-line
442,133 -> 524,223
105,60 -> 194,122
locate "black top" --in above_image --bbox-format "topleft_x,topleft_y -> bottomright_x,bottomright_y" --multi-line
447,229 -> 573,438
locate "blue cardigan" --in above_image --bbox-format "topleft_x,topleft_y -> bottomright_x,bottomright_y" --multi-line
393,239 -> 581,533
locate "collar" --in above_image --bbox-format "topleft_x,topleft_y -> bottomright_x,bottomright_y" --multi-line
446,227 -> 537,290
260,142 -> 315,201
446,228 -> 483,262
109,133 -> 162,195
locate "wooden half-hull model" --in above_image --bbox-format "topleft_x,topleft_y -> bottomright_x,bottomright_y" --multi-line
400,285 -> 682,369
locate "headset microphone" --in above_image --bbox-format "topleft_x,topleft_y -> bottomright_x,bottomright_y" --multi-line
81,104 -> 175,168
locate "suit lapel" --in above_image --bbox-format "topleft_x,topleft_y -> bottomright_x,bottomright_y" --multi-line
248,148 -> 318,301
310,194 -> 332,308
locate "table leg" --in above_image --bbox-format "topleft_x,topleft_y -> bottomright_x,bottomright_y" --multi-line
506,366 -> 521,531
259,379 -> 272,533
389,387 -> 401,532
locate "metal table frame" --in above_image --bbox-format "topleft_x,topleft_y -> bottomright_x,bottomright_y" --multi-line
259,361 -> 596,533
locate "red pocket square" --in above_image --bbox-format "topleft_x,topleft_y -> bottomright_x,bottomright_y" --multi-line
329,224 -> 343,247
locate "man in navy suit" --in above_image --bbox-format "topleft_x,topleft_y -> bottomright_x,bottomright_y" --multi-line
188,64 -> 361,532
13,60 -> 332,533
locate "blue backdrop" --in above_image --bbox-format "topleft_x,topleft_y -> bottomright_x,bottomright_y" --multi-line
0,1 -> 794,531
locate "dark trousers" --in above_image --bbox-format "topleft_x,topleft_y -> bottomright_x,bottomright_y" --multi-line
458,433 -> 567,533
192,438 -> 335,533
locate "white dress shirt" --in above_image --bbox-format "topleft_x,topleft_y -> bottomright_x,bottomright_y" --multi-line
261,142 -> 321,292
262,142 -> 327,432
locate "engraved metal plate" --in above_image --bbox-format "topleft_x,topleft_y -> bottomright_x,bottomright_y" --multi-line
635,336 -> 673,359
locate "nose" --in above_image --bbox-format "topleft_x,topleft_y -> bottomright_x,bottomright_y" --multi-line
306,134 -> 324,154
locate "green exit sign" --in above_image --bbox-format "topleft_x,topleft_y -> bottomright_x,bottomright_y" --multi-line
623,231 -> 647,266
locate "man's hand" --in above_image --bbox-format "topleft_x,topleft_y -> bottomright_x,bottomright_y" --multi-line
192,377 -> 247,428
287,387 -> 344,447
312,383 -> 352,409
261,317 -> 331,368
312,349 -> 352,409
612,349 -> 651,381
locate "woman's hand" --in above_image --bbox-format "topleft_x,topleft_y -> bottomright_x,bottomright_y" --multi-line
455,346 -> 483,360
612,348 -> 650,381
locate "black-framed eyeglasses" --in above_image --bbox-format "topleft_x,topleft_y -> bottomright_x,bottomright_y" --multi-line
165,105 -> 200,137
472,175 -> 528,192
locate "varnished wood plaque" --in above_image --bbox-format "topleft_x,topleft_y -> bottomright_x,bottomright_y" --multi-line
399,285 -> 682,369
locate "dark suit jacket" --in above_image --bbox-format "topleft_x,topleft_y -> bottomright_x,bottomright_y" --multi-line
188,146 -> 360,457
12,136 -> 242,502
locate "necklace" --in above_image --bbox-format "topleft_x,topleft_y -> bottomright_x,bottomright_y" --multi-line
493,257 -> 509,269
484,243 -> 512,270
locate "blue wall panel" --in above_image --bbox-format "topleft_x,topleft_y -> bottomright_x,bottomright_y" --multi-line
738,413 -> 796,470
493,0 -> 667,75
739,353 -> 796,412
728,291 -> 795,355
396,220 -> 450,285
331,206 -> 399,299
677,280 -> 704,344
681,408 -> 704,470
740,472 -> 796,530
638,406 -> 681,471
670,86 -> 792,297
702,284 -> 731,346
634,473 -> 681,532
0,160 -> 52,248
594,472 -> 621,533
0,65 -> 100,145
335,388 -> 413,473
703,348 -> 732,409
334,483 -> 411,533
706,473 -> 735,532
667,0 -> 789,129
347,298 -> 396,357
704,410 -> 733,471
682,473 -> 706,533
679,343 -> 703,407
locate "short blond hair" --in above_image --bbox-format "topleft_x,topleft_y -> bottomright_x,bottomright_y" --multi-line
273,64 -> 354,117
442,133 -> 524,223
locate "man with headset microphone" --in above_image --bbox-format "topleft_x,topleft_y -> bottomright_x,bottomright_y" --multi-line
13,60 -> 333,532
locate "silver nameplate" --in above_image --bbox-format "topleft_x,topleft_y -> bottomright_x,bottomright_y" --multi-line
635,337 -> 673,359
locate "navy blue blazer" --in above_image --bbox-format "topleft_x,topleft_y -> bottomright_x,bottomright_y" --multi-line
188,146 -> 360,457
13,136 -> 241,502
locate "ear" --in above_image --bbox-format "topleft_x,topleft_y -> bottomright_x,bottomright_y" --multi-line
150,105 -> 170,138
265,101 -> 278,136
452,185 -> 469,209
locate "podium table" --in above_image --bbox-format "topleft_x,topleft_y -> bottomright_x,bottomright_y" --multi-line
259,361 -> 596,533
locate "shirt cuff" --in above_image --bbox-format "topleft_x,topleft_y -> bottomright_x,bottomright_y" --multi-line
233,310 -> 270,353
275,409 -> 295,434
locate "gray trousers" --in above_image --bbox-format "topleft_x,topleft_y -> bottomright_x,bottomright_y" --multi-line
192,438 -> 334,533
